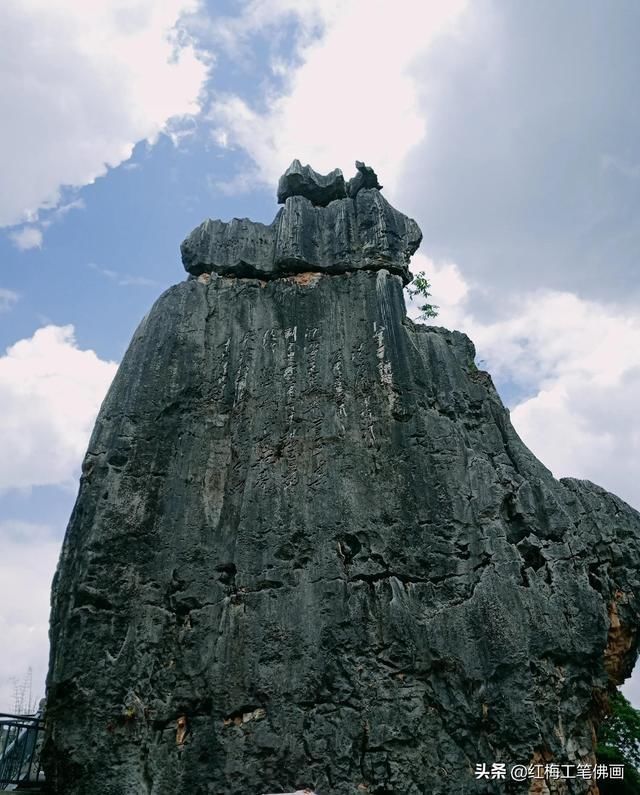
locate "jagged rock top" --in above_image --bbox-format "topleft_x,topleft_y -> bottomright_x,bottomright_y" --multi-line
347,160 -> 383,197
277,159 -> 346,206
181,161 -> 421,284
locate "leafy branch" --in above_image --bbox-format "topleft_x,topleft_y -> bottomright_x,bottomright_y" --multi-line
406,271 -> 438,319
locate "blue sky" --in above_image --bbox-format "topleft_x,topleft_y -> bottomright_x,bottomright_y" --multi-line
0,129 -> 278,361
1,0 -> 640,713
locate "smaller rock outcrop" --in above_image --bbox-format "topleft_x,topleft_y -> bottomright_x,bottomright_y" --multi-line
277,159 -> 346,206
181,160 -> 421,284
346,160 -> 382,197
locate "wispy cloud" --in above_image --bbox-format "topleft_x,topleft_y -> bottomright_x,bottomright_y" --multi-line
88,262 -> 160,288
0,288 -> 19,312
7,199 -> 87,250
118,275 -> 160,287
40,198 -> 86,228
164,116 -> 199,148
9,226 -> 42,251
88,263 -> 118,280
601,153 -> 640,181
206,167 -> 259,196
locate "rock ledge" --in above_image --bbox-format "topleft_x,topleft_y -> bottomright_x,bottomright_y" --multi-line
181,161 -> 421,284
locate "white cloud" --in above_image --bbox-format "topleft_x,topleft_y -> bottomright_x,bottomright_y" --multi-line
9,226 -> 43,251
510,366 -> 640,509
0,288 -> 19,312
406,257 -> 640,510
210,0 -> 468,194
0,325 -> 118,491
408,252 -> 469,327
0,520 -> 60,712
0,0 -> 208,228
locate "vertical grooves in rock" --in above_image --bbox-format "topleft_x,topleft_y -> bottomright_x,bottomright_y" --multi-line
44,163 -> 640,795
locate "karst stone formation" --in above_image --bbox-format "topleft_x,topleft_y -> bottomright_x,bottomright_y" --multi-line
44,161 -> 640,795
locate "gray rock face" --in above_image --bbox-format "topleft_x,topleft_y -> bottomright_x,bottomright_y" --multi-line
346,160 -> 382,198
277,159 -> 347,206
45,170 -> 640,794
181,164 -> 421,285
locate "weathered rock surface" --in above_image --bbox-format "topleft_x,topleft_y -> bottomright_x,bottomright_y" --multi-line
277,160 -> 347,206
346,160 -> 382,198
45,166 -> 640,795
181,165 -> 420,285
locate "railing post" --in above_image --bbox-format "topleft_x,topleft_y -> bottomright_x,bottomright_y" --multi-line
0,711 -> 45,788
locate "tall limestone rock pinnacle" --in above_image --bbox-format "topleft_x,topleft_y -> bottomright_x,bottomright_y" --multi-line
45,162 -> 640,794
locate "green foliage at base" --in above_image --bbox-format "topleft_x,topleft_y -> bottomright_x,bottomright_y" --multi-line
596,690 -> 640,794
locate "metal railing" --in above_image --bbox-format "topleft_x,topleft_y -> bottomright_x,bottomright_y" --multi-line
0,711 -> 44,789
